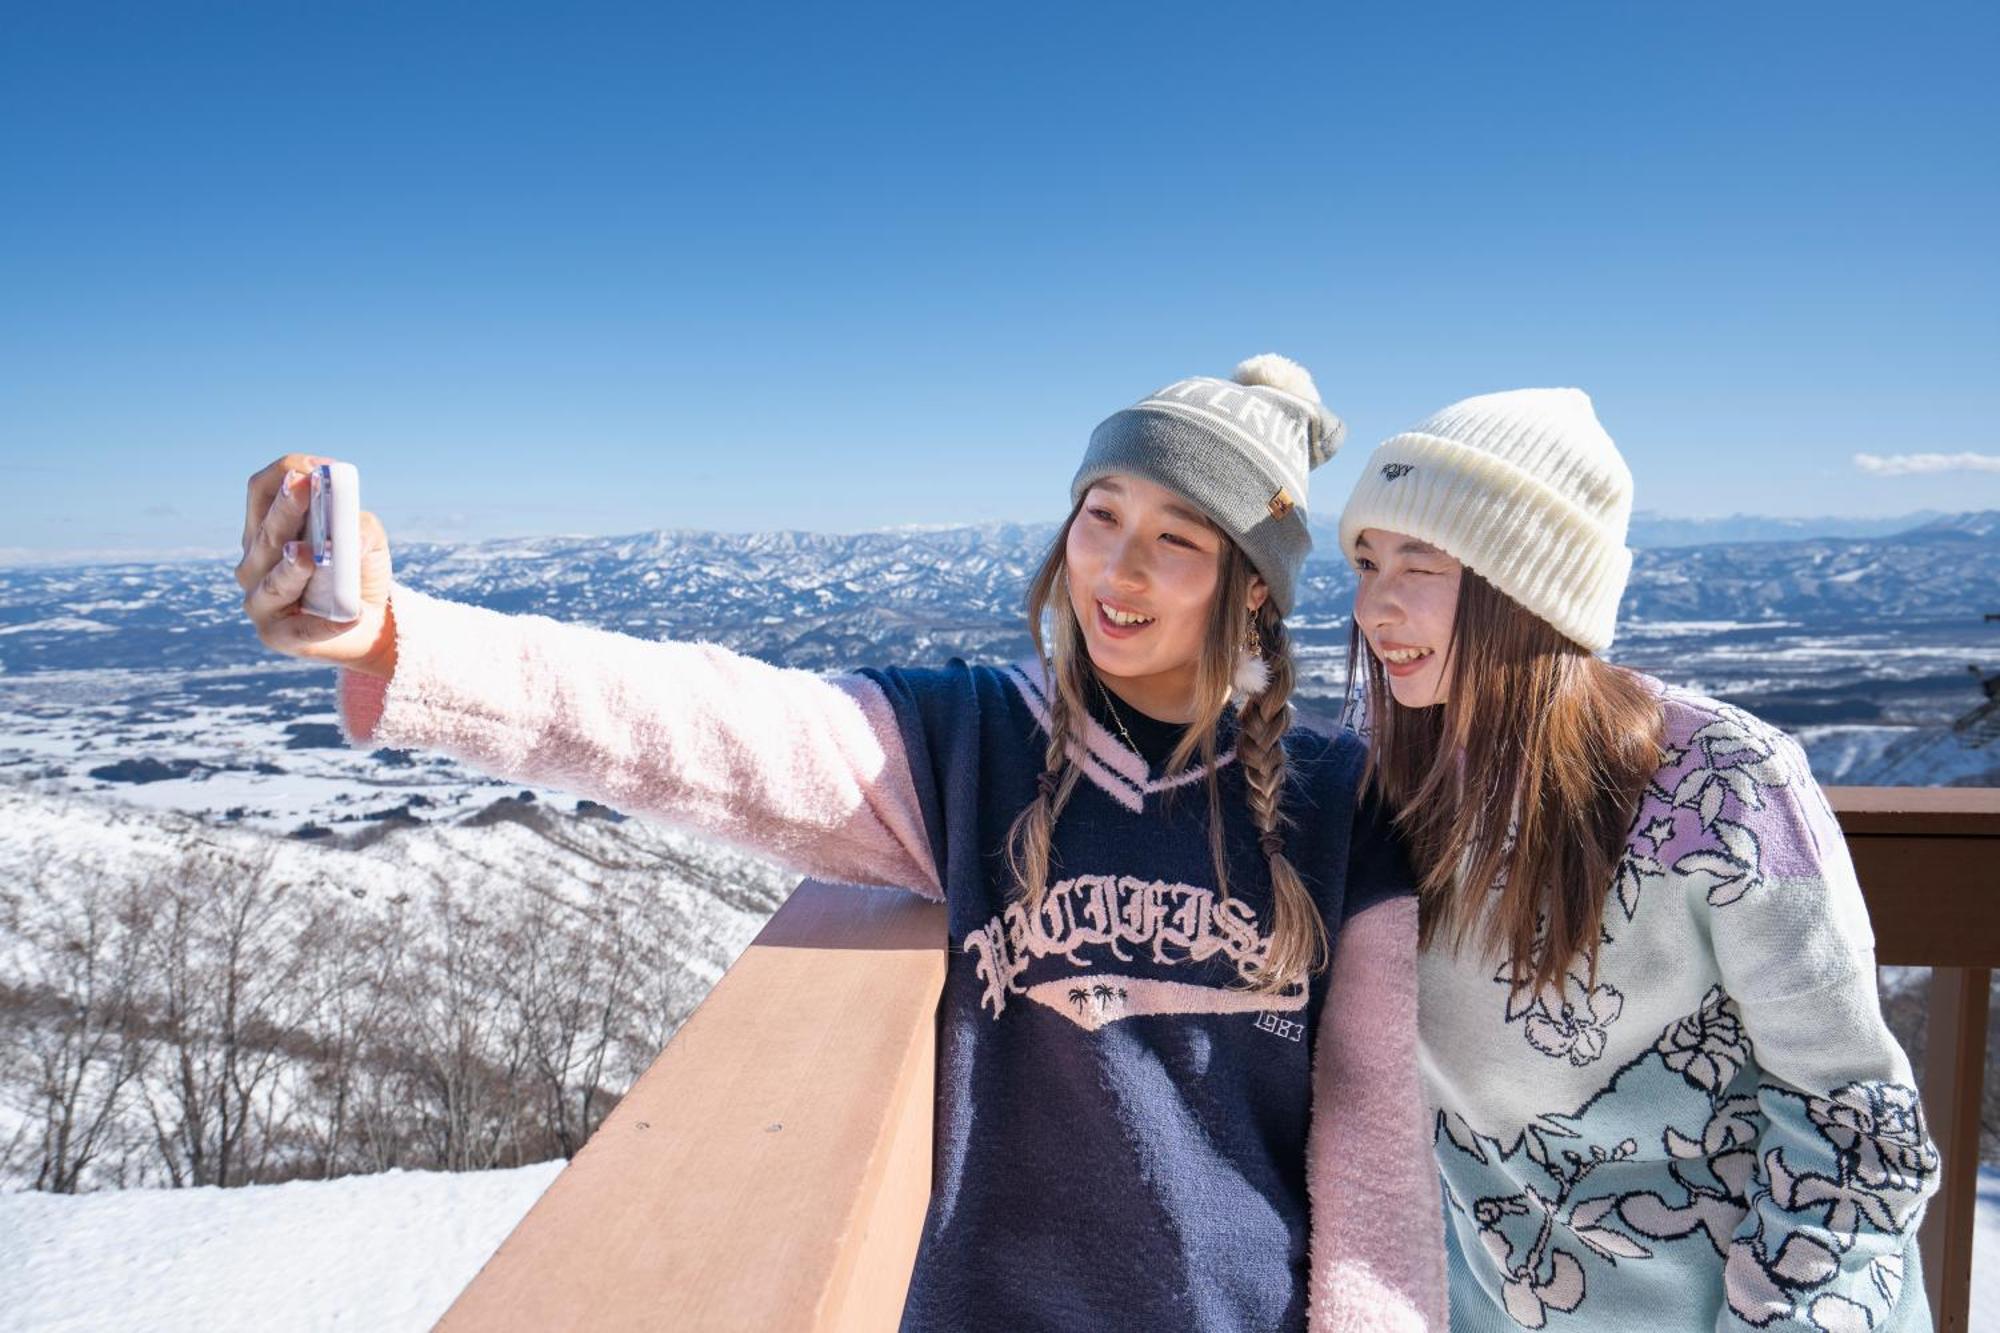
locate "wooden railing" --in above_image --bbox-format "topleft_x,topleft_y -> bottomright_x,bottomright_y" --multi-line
438,786 -> 1998,1332
435,882 -> 946,1330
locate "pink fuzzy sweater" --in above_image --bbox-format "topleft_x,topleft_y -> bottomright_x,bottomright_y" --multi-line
341,586 -> 1444,1331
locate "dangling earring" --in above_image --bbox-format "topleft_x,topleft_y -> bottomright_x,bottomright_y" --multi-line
1231,608 -> 1269,705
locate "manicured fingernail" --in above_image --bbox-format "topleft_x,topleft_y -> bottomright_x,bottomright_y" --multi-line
280,469 -> 304,499
283,540 -> 305,565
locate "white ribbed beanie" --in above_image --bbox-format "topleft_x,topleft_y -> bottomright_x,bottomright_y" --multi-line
1336,388 -> 1633,652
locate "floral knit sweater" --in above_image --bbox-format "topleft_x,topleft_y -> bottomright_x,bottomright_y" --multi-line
1421,680 -> 1939,1331
336,586 -> 1446,1332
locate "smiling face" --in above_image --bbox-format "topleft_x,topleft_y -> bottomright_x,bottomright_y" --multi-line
1352,528 -> 1464,708
1064,474 -> 1265,721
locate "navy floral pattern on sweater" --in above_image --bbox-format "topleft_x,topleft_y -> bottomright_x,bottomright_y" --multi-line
1419,682 -> 1939,1332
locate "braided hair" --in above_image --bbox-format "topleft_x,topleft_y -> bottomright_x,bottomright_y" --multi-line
1004,507 -> 1327,994
1231,602 -> 1328,988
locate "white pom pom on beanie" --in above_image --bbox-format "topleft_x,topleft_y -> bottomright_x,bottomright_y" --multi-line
1336,388 -> 1633,652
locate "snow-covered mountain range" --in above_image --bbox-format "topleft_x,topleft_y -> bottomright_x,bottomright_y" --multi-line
4,511 -> 1994,674
3,509 -> 1995,805
1622,510 -> 1954,548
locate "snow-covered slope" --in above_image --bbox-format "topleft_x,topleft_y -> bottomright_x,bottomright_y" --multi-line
0,1159 -> 563,1332
1,1162 -> 1993,1332
0,785 -> 790,933
0,786 -> 797,1191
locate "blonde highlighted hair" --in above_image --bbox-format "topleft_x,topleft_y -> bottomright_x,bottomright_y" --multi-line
1004,504 -> 1328,993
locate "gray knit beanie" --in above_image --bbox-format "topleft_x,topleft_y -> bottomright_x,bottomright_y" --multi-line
1071,355 -> 1346,616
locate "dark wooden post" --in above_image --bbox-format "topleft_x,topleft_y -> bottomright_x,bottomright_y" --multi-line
1833,786 -> 1999,1333
1920,965 -> 1990,1332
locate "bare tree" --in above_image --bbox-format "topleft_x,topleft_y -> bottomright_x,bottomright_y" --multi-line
139,845 -> 313,1188
285,898 -> 404,1179
0,810 -> 760,1191
401,872 -> 535,1171
510,885 -> 633,1158
2,864 -> 154,1192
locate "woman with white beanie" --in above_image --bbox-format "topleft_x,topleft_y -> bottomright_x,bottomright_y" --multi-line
1338,389 -> 1939,1331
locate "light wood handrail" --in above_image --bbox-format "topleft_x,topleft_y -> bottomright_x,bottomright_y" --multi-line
435,881 -> 946,1332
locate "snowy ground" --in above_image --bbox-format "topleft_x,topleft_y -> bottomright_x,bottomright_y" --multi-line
0,1162 -> 1992,1329
1980,1168 -> 2000,1331
0,1160 -> 563,1332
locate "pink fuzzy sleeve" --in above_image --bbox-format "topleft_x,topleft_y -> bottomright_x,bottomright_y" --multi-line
1306,896 -> 1446,1332
337,585 -> 941,899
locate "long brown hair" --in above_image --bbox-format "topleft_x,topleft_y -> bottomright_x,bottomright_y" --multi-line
1005,504 -> 1328,993
1354,568 -> 1661,997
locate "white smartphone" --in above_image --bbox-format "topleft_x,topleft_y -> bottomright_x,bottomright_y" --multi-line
302,461 -> 363,623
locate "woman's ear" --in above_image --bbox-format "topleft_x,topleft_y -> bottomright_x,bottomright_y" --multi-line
1247,577 -> 1270,615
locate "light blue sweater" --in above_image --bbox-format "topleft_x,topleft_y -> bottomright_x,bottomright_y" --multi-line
1418,682 -> 1939,1330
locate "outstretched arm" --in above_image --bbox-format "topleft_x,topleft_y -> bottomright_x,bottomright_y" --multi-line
341,585 -> 941,898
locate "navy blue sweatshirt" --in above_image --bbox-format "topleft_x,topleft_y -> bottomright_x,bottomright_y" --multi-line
862,660 -> 1413,1331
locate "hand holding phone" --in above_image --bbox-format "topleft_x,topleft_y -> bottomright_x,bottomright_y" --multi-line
237,454 -> 396,676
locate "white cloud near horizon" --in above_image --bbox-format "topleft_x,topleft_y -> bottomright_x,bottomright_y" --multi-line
1852,451 -> 2000,476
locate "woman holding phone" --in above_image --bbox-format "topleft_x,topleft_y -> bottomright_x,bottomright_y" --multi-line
236,356 -> 1446,1331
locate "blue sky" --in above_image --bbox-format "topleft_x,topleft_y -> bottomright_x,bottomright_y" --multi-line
2,1 -> 1996,559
